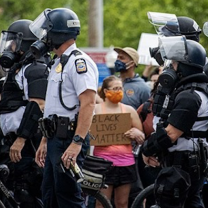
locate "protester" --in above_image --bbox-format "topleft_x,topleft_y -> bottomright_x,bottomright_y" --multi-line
113,47 -> 150,206
114,47 -> 150,110
93,75 -> 145,208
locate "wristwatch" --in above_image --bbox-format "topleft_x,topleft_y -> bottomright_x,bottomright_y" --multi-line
72,135 -> 84,145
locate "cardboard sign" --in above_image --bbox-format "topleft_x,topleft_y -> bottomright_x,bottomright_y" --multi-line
89,113 -> 131,146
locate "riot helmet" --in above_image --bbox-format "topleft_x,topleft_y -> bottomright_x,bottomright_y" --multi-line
148,12 -> 202,66
0,19 -> 37,68
147,12 -> 180,36
159,16 -> 201,42
159,36 -> 206,81
182,39 -> 205,68
30,8 -> 80,58
147,12 -> 180,66
8,19 -> 38,52
176,39 -> 206,77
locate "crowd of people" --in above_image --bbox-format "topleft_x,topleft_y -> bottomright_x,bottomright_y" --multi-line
0,7 -> 207,208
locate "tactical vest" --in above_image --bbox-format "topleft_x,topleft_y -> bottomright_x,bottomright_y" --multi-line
177,82 -> 208,139
157,81 -> 208,139
0,68 -> 28,114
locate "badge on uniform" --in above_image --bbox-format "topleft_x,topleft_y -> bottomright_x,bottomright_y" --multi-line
55,63 -> 62,73
75,59 -> 87,74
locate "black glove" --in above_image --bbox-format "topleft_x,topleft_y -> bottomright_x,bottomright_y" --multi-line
141,126 -> 174,157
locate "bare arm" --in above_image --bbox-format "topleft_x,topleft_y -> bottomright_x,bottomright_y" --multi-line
61,89 -> 96,168
165,124 -> 184,143
29,98 -> 45,111
35,136 -> 47,167
75,89 -> 96,138
142,63 -> 153,81
10,97 -> 45,162
124,105 -> 145,144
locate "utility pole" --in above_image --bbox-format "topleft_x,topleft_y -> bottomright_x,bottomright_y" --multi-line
88,0 -> 103,48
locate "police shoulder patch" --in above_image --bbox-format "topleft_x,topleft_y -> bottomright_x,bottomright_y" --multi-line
75,58 -> 87,74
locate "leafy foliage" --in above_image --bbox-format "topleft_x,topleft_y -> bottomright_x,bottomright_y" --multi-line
0,0 -> 208,74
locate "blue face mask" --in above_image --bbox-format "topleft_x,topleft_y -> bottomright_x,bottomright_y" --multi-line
114,60 -> 127,72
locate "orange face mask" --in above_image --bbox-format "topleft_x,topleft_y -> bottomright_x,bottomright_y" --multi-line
105,90 -> 124,103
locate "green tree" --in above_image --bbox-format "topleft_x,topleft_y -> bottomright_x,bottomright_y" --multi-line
0,0 -> 70,30
1,0 -> 208,73
1,0 -> 208,48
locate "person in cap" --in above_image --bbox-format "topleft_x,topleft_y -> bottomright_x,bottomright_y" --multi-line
114,47 -> 150,110
114,47 -> 150,206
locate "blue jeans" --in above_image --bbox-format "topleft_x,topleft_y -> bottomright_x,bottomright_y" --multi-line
42,132 -> 90,208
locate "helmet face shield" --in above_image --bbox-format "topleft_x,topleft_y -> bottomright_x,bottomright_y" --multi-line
203,21 -> 208,37
158,36 -> 187,62
0,31 -> 23,54
147,12 -> 180,36
29,8 -> 52,39
29,8 -> 81,39
30,8 -> 81,58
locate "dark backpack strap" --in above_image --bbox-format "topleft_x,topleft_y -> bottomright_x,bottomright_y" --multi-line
140,100 -> 152,122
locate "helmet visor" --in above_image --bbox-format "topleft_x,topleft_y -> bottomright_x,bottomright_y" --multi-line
147,12 -> 180,35
158,36 -> 187,62
0,31 -> 23,54
203,21 -> 208,37
29,8 -> 52,39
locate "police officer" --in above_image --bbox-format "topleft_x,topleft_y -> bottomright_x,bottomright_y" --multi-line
139,13 -> 203,184
0,19 -> 49,207
141,36 -> 208,208
31,8 -> 98,208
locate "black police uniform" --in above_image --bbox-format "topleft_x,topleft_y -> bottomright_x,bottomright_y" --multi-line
0,19 -> 49,207
0,55 -> 49,206
141,38 -> 208,208
144,76 -> 208,208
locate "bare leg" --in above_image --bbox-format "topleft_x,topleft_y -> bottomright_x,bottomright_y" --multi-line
114,184 -> 131,208
95,185 -> 114,208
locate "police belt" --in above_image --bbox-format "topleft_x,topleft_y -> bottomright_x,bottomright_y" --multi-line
163,150 -> 200,168
38,115 -> 76,139
162,150 -> 203,180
